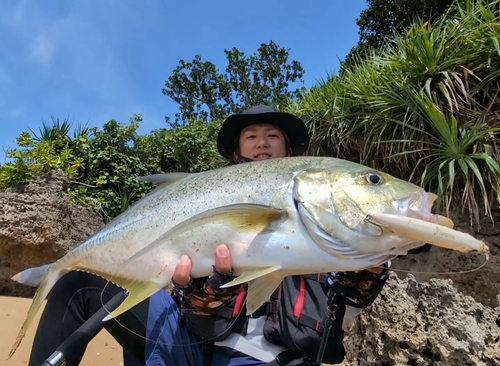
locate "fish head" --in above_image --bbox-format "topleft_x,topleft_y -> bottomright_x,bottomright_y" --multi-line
292,161 -> 438,259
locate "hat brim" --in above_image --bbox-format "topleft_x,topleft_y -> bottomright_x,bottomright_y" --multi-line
217,112 -> 309,159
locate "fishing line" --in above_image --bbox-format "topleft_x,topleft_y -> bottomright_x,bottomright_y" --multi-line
97,280 -> 250,348
375,252 -> 491,276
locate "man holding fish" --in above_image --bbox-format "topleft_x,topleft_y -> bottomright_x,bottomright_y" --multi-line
143,105 -> 390,366
13,106 -> 488,365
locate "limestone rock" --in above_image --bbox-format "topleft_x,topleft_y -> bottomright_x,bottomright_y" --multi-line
343,274 -> 500,366
0,170 -> 103,296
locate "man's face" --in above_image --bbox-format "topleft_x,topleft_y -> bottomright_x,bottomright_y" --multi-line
237,123 -> 288,161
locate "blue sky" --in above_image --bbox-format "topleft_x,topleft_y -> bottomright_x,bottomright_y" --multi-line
0,0 -> 367,161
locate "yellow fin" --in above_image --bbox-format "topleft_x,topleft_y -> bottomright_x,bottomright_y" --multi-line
246,273 -> 284,315
221,267 -> 284,315
121,204 -> 286,267
71,266 -> 163,322
102,280 -> 162,321
220,266 -> 281,288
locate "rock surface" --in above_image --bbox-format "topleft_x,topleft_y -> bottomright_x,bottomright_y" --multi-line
343,274 -> 500,366
0,170 -> 103,296
341,206 -> 500,365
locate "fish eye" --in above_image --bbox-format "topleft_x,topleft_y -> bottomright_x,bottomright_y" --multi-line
365,173 -> 383,185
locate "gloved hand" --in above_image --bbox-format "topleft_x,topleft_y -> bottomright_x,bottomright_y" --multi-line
171,244 -> 245,316
328,265 -> 390,308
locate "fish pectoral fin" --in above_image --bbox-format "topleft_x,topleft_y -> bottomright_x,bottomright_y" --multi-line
246,272 -> 284,315
217,204 -> 287,232
220,266 -> 281,288
137,172 -> 194,187
102,279 -> 162,321
121,204 -> 287,267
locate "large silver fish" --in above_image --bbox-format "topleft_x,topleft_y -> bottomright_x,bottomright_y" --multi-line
8,156 -> 488,358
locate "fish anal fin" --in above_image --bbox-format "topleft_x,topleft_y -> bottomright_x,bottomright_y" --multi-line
219,267 -> 284,315
70,266 -> 163,322
246,273 -> 285,315
103,280 -> 162,321
220,266 -> 281,288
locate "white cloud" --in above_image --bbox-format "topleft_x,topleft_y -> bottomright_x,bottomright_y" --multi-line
30,33 -> 55,64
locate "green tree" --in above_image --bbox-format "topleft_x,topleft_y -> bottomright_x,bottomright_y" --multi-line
0,112 -> 229,221
342,0 -> 456,69
68,115 -> 166,221
163,41 -> 305,124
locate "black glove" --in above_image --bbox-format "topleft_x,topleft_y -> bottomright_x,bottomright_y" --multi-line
328,265 -> 389,308
171,266 -> 245,316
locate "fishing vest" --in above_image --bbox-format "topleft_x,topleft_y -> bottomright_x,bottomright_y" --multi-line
181,273 -> 346,365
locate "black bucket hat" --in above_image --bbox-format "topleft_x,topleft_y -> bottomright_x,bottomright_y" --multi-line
217,105 -> 310,159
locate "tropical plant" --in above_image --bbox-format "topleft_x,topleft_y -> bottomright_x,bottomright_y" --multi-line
292,0 -> 500,226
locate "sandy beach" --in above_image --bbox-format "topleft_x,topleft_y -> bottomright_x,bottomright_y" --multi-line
0,296 -> 345,366
0,296 -> 123,366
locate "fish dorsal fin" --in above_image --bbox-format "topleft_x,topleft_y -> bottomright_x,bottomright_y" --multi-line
137,173 -> 193,186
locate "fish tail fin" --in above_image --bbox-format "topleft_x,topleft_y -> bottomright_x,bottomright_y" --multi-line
8,264 -> 67,359
11,263 -> 53,287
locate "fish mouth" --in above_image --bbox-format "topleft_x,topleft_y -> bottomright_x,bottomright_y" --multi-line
391,190 -> 437,220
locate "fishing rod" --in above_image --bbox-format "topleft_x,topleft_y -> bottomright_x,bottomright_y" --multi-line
41,290 -> 128,366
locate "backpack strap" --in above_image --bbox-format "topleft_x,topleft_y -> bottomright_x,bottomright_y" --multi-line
263,350 -> 301,366
314,283 -> 344,366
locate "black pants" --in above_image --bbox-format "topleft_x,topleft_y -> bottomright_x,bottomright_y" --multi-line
28,271 -> 149,366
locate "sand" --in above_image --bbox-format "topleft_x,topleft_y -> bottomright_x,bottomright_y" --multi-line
0,296 -> 345,366
0,296 -> 123,366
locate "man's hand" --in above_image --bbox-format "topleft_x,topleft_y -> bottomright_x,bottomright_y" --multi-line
330,264 -> 389,308
172,244 -> 233,286
171,244 -> 242,316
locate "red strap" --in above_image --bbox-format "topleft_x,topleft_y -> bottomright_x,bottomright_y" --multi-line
232,290 -> 246,317
293,275 -> 306,317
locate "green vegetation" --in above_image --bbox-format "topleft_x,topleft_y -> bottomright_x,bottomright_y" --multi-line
1,0 -> 499,227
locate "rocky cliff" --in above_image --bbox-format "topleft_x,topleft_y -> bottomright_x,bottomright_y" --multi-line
0,170 -> 103,297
